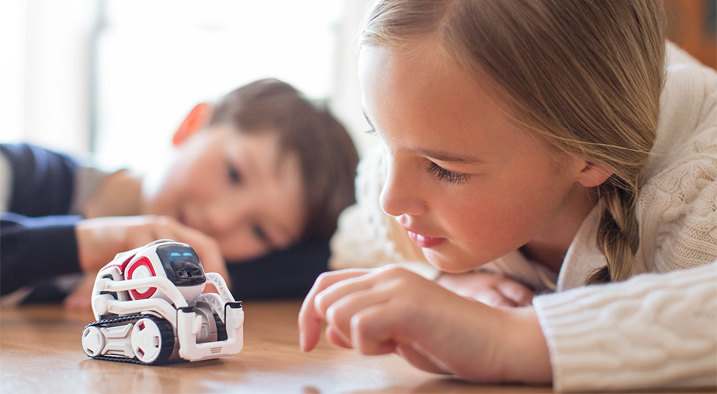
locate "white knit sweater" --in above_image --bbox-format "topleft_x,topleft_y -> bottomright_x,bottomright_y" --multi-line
329,43 -> 717,391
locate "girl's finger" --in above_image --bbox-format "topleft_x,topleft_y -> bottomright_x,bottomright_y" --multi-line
314,273 -> 384,319
323,284 -> 397,347
395,342 -> 452,375
313,264 -> 413,319
349,302 -> 409,356
476,290 -> 519,308
325,326 -> 353,349
496,279 -> 534,307
298,269 -> 370,352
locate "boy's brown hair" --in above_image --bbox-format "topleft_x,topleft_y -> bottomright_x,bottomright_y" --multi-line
209,78 -> 359,242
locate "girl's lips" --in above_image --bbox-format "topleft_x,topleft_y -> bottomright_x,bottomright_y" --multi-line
407,231 -> 447,248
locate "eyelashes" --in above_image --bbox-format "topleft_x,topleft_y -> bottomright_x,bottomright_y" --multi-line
427,162 -> 469,184
364,130 -> 468,185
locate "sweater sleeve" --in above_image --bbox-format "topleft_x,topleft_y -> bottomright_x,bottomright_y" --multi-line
533,262 -> 717,392
0,143 -> 79,217
0,143 -> 85,297
1,213 -> 83,296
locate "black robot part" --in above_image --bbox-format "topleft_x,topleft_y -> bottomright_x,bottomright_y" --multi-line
156,244 -> 206,286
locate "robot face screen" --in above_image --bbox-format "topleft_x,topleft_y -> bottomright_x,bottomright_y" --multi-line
156,244 -> 206,286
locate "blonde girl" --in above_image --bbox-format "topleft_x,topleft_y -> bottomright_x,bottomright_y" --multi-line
299,0 -> 717,391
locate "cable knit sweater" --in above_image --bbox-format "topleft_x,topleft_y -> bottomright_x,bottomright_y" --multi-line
329,43 -> 717,392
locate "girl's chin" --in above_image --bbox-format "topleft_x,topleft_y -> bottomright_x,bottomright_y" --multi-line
423,250 -> 479,274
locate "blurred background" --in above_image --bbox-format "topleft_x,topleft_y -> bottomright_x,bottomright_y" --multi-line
0,0 -> 374,173
0,0 -> 715,173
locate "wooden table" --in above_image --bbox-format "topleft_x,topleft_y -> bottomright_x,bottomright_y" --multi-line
0,301 -> 710,394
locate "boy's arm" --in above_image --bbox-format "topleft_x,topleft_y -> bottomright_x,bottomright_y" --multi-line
0,143 -> 79,217
0,143 -> 86,297
0,213 -> 83,296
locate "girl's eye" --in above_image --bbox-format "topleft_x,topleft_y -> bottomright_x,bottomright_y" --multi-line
427,162 -> 469,184
227,162 -> 242,184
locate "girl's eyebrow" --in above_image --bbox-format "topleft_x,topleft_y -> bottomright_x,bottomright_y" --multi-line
362,107 -> 484,164
412,148 -> 485,164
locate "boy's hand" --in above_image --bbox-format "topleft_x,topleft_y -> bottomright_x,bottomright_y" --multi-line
298,265 -> 552,384
76,215 -> 230,288
63,273 -> 96,310
436,271 -> 533,308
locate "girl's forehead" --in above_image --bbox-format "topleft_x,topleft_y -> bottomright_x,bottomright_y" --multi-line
360,44 -> 555,165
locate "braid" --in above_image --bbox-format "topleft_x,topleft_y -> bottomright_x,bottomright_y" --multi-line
586,178 -> 641,285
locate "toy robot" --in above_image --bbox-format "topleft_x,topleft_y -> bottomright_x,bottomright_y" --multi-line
81,240 -> 243,365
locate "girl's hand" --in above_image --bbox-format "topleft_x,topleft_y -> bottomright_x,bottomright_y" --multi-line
298,265 -> 552,384
436,271 -> 534,307
75,215 -> 230,288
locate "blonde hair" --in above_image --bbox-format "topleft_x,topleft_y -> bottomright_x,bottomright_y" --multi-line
360,0 -> 667,284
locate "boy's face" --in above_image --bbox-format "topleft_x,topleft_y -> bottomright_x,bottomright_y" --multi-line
359,44 -> 596,273
141,125 -> 306,261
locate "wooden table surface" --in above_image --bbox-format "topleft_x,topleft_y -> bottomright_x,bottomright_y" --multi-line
0,301 -> 711,394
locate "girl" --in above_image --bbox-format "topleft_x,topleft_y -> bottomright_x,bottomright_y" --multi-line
299,1 -> 716,391
2,78 -> 358,305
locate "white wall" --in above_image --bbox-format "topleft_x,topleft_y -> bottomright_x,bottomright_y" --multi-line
0,0 -> 95,156
331,0 -> 375,155
0,0 -> 377,162
0,0 -> 27,144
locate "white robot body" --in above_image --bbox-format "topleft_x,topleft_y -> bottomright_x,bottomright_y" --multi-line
81,240 -> 243,365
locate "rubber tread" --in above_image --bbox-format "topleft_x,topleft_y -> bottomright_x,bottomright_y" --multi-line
213,314 -> 228,341
144,316 -> 175,365
84,314 -> 144,330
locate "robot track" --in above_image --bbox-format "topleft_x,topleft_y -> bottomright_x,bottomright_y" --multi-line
82,314 -> 175,365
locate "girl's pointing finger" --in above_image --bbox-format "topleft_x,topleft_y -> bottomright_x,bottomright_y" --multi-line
298,269 -> 371,352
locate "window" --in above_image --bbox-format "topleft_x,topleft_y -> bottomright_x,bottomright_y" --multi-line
93,0 -> 343,172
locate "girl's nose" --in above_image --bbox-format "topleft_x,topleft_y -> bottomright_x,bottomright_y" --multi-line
379,157 -> 428,218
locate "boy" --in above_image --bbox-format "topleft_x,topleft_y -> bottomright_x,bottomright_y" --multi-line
1,78 -> 359,305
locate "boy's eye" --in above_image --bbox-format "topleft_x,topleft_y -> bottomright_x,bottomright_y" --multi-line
227,162 -> 242,184
252,224 -> 269,245
427,162 -> 469,185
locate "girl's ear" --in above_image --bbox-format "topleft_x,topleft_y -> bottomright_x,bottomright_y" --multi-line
576,161 -> 614,187
172,103 -> 213,146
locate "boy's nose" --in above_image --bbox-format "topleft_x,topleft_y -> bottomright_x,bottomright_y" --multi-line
203,198 -> 247,236
379,158 -> 427,218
